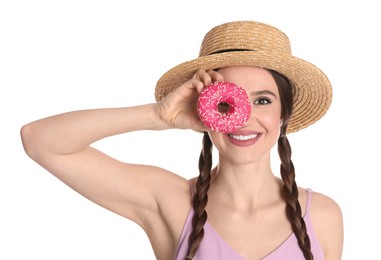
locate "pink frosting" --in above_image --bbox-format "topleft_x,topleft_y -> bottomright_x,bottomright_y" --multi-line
197,81 -> 251,132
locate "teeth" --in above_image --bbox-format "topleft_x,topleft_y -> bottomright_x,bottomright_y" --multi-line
229,134 -> 258,140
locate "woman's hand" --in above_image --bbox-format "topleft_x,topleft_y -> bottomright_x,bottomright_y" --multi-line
154,69 -> 223,132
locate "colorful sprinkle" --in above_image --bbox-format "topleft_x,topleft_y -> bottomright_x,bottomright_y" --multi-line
197,81 -> 251,132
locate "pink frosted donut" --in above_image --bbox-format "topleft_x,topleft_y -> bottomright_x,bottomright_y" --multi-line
197,81 -> 251,133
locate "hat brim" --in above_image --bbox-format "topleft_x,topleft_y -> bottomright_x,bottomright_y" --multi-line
155,51 -> 332,133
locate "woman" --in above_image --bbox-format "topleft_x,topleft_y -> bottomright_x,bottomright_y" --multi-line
21,21 -> 343,259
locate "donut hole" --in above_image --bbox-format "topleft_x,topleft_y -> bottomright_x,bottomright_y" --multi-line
217,102 -> 231,114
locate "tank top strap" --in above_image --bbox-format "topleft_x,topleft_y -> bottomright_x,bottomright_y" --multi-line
305,188 -> 312,215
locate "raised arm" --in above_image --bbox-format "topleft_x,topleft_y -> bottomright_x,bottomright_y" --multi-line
20,69 -> 219,257
20,104 -> 180,224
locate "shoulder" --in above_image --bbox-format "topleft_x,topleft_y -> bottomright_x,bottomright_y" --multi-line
309,190 -> 343,229
309,190 -> 344,259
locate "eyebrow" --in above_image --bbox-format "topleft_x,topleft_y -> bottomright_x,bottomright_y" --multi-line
252,90 -> 278,99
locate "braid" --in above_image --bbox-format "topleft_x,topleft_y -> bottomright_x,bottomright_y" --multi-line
186,132 -> 213,259
278,134 -> 313,260
270,69 -> 313,259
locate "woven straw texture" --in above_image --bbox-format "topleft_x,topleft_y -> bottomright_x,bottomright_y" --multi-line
155,21 -> 332,133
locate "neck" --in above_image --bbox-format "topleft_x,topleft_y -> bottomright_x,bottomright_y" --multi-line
209,160 -> 282,211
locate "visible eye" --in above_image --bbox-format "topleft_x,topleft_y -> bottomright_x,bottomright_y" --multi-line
254,97 -> 272,105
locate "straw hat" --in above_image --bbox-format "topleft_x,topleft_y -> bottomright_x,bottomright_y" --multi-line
155,21 -> 332,133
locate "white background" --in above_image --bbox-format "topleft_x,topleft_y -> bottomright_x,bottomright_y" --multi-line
1,1 -> 380,259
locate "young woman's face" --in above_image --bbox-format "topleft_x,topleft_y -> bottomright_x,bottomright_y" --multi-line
208,66 -> 282,165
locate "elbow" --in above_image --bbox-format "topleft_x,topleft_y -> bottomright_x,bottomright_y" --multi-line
20,123 -> 42,161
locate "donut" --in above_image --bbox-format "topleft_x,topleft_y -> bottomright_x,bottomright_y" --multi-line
197,81 -> 251,133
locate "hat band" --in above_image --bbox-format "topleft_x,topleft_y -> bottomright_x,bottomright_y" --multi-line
207,48 -> 253,56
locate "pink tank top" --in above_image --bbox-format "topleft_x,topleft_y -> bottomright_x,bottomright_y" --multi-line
174,188 -> 324,260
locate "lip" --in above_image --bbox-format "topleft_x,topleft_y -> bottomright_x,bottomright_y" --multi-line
226,130 -> 261,147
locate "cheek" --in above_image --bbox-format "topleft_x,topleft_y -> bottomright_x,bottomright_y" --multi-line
256,111 -> 282,149
265,112 -> 282,131
253,107 -> 282,132
207,131 -> 227,153
208,131 -> 221,146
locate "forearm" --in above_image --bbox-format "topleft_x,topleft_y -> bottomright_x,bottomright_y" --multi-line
21,103 -> 168,157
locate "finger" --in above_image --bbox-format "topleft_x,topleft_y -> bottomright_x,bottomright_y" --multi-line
188,78 -> 205,94
207,69 -> 224,82
192,69 -> 212,87
192,69 -> 207,80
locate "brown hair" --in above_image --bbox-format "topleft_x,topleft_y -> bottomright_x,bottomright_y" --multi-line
186,70 -> 313,260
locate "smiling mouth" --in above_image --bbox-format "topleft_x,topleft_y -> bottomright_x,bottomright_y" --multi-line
228,133 -> 258,141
